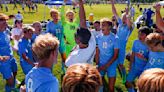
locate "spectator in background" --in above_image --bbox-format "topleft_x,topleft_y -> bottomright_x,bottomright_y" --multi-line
62,64 -> 102,92
15,11 -> 23,21
137,68 -> 164,92
11,20 -> 23,52
25,33 -> 59,92
90,20 -> 102,38
145,8 -> 155,27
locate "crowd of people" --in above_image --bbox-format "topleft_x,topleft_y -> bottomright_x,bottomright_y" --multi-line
0,0 -> 164,92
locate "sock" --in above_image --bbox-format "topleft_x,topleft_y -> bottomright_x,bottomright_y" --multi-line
121,68 -> 126,84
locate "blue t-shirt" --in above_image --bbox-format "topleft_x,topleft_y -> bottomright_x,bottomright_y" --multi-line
31,34 -> 38,43
25,67 -> 59,92
96,32 -> 119,65
46,21 -> 65,46
0,31 -> 13,57
117,18 -> 133,49
145,51 -> 164,69
18,38 -> 34,63
132,40 -> 149,70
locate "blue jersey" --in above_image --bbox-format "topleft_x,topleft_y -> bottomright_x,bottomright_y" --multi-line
96,32 -> 119,65
18,38 -> 34,62
31,34 -> 38,43
46,21 -> 64,44
132,40 -> 149,71
18,38 -> 34,74
25,67 -> 59,92
46,21 -> 66,53
117,18 -> 133,49
0,31 -> 13,57
145,51 -> 164,69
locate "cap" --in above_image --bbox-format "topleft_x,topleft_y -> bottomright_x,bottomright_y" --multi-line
0,13 -> 9,20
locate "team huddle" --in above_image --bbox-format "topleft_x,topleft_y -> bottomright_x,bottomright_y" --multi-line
0,0 -> 164,92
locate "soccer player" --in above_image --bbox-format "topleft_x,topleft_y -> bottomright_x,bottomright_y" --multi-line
96,18 -> 119,92
137,68 -> 164,92
111,0 -> 134,83
125,26 -> 152,92
62,64 -> 102,92
25,33 -> 59,92
18,26 -> 35,75
61,0 -> 80,56
0,13 -> 18,92
65,0 -> 96,67
144,33 -> 164,69
46,8 -> 67,73
31,21 -> 42,43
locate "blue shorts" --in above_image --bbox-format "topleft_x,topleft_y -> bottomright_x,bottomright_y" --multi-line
126,67 -> 143,82
117,48 -> 126,64
10,57 -> 18,73
20,61 -> 33,75
0,61 -> 13,79
98,61 -> 117,78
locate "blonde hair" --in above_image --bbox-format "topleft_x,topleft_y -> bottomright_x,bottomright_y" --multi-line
62,64 -> 102,92
50,9 -> 59,16
66,9 -> 75,16
100,18 -> 112,27
145,33 -> 162,46
32,33 -> 59,60
137,68 -> 164,92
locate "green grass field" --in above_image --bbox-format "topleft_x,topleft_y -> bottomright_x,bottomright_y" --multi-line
0,3 -> 164,92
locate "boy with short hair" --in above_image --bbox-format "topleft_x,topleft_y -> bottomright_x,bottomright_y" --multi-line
144,33 -> 164,69
125,26 -> 152,92
96,18 -> 119,92
18,26 -> 35,75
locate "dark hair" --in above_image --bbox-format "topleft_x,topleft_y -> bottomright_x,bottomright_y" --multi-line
94,20 -> 100,25
138,26 -> 153,36
75,27 -> 91,45
15,20 -> 23,24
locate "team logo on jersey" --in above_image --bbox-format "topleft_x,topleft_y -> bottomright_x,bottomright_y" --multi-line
103,42 -> 107,49
70,25 -> 76,30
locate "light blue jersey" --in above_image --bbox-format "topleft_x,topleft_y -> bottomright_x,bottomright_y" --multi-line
127,40 -> 149,82
132,40 -> 149,70
25,67 -> 59,92
46,21 -> 65,53
117,18 -> 133,64
96,32 -> 119,77
18,38 -> 34,75
0,31 -> 17,79
144,51 -> 164,69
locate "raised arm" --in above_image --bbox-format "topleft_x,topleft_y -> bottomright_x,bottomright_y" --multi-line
111,0 -> 119,20
79,0 -> 87,28
154,4 -> 164,32
125,7 -> 133,29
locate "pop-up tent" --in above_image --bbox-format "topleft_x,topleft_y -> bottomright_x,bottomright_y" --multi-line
45,0 -> 72,5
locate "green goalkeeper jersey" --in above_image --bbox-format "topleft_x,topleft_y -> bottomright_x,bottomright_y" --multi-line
61,5 -> 79,56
